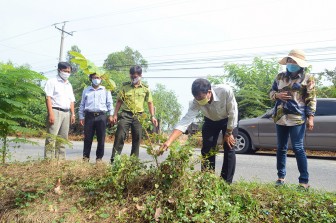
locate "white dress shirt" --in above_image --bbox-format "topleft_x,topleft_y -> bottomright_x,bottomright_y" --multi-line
44,75 -> 75,109
175,84 -> 238,133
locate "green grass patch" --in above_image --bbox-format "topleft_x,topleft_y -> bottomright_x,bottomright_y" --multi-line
0,148 -> 335,222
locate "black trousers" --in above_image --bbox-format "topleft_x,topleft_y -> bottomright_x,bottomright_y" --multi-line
83,112 -> 107,160
111,111 -> 142,163
202,117 -> 238,183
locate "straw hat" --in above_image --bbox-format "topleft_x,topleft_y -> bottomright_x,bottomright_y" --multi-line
278,49 -> 308,67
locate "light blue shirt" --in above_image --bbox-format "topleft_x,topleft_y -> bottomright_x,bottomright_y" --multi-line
79,85 -> 114,119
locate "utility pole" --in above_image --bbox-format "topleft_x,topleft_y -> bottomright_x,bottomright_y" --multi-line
54,21 -> 74,62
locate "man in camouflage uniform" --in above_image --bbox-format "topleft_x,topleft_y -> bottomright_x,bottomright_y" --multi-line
111,65 -> 158,163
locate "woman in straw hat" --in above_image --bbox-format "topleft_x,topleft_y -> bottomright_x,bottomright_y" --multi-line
269,49 -> 316,189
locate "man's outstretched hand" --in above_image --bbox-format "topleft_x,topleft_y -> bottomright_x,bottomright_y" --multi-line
159,141 -> 171,153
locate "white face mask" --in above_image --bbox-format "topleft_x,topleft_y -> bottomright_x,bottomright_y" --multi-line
59,71 -> 70,80
132,76 -> 141,84
92,79 -> 102,86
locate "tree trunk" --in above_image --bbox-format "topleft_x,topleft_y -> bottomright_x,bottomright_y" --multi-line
2,137 -> 7,164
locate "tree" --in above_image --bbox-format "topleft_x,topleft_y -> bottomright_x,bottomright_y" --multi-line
0,63 -> 46,163
317,68 -> 336,98
103,46 -> 148,72
218,58 -> 281,119
151,84 -> 182,131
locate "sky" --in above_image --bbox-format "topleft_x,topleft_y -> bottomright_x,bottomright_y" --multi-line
1,0 -> 336,115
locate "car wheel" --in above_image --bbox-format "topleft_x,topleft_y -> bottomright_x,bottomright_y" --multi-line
234,131 -> 251,154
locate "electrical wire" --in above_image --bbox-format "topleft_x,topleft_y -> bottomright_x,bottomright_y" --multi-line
0,25 -> 52,43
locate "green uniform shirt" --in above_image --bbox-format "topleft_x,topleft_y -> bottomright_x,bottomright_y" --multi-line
118,81 -> 153,113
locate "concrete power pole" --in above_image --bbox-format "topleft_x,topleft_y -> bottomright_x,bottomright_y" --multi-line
54,21 -> 74,62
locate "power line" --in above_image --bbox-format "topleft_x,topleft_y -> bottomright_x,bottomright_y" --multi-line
86,38 -> 336,65
86,47 -> 336,70
0,43 -> 56,58
145,39 -> 336,62
0,24 -> 52,43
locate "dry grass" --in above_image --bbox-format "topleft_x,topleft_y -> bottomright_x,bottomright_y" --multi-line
0,160 -> 112,222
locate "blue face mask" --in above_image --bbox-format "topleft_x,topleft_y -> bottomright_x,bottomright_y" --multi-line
286,64 -> 301,73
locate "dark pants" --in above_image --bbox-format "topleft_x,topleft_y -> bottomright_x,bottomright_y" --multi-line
83,112 -> 107,160
202,117 -> 238,183
111,111 -> 142,162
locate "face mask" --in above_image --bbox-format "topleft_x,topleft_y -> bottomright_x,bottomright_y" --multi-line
196,97 -> 209,106
132,76 -> 141,84
92,79 -> 101,86
286,64 -> 301,73
59,71 -> 70,80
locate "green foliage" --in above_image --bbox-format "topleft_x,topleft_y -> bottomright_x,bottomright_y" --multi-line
317,68 -> 336,98
0,62 -> 46,163
318,67 -> 336,87
66,45 -> 81,73
317,86 -> 336,98
103,46 -> 148,72
219,57 -> 281,118
152,84 -> 182,131
69,51 -> 116,91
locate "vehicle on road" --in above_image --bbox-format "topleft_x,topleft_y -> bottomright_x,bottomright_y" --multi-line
233,98 -> 336,154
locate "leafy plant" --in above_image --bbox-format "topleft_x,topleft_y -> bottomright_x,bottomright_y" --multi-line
0,63 -> 46,163
69,51 -> 116,91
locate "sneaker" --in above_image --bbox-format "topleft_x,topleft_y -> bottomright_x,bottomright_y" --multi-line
275,179 -> 285,186
83,157 -> 89,162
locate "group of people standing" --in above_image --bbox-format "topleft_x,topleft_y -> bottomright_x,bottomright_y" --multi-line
44,49 -> 316,189
44,64 -> 156,164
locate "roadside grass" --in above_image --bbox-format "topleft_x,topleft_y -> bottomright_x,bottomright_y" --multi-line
1,156 -> 335,223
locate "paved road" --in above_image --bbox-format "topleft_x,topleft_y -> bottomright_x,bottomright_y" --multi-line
3,138 -> 336,192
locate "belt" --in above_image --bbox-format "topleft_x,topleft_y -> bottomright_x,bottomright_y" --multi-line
85,111 -> 106,117
122,110 -> 143,115
52,107 -> 70,112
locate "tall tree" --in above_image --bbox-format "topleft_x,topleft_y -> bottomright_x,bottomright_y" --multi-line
151,84 -> 182,131
217,58 -> 281,119
103,46 -> 148,72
